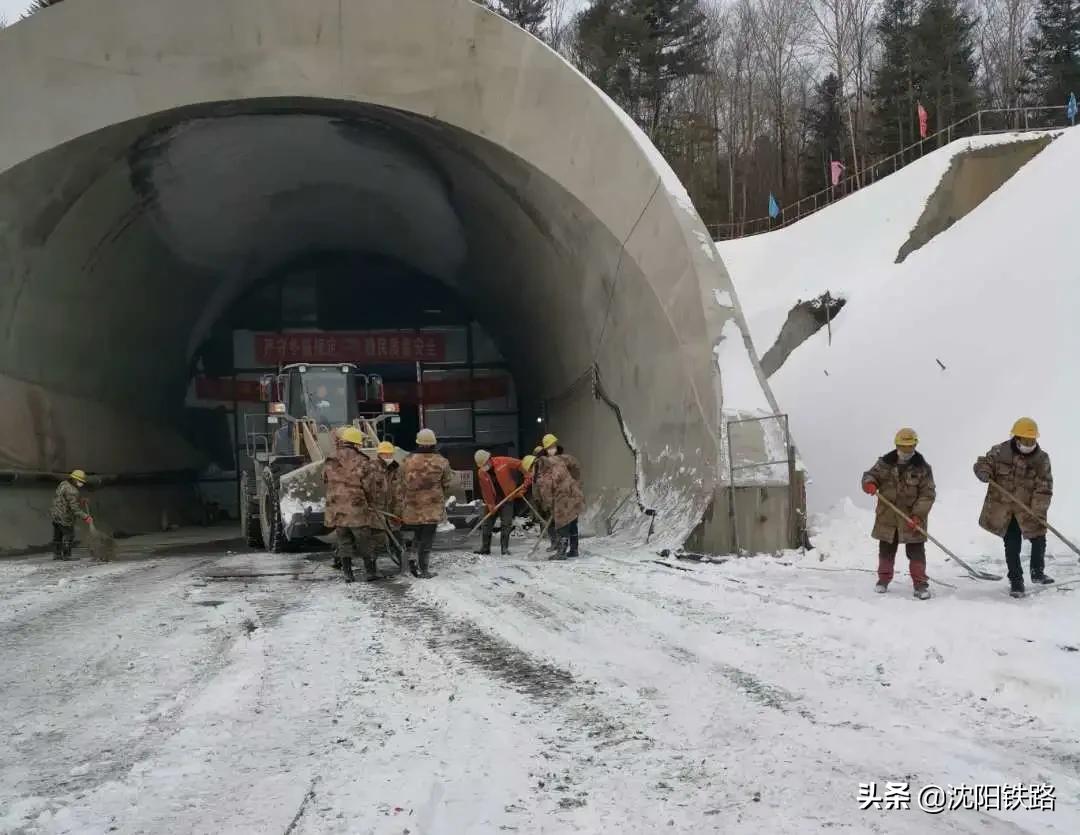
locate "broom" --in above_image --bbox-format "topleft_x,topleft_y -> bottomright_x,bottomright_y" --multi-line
87,519 -> 117,563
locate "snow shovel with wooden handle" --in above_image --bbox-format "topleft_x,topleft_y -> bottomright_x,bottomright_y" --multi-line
876,494 -> 1002,581
467,487 -> 525,537
988,480 -> 1080,561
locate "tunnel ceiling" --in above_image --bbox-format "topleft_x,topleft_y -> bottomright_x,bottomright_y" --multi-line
0,0 -> 782,548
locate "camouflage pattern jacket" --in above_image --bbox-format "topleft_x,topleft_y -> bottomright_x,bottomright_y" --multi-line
360,459 -> 404,531
974,440 -> 1053,538
861,451 -> 936,544
324,442 -> 370,529
537,453 -> 586,529
51,480 -> 85,527
402,451 -> 453,526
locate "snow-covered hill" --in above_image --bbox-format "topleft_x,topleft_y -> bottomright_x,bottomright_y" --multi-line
719,128 -> 1080,562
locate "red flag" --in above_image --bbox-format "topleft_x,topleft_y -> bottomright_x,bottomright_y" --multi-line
830,160 -> 846,187
917,102 -> 929,139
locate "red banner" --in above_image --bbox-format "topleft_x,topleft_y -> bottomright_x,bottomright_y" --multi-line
254,331 -> 445,365
194,377 -> 263,403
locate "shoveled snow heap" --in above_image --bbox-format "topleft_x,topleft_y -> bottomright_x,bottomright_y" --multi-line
718,128 -> 1080,562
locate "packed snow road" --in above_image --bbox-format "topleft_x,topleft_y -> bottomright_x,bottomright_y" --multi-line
2,529 -> 1078,834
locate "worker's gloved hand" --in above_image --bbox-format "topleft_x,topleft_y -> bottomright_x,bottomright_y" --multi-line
84,516 -> 93,526
863,482 -> 878,496
907,516 -> 922,532
976,470 -> 990,484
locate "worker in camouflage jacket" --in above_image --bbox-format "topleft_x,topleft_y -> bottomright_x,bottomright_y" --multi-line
974,417 -> 1054,597
50,469 -> 92,560
861,428 -> 936,599
529,444 -> 558,552
402,428 -> 453,578
324,429 -> 402,582
537,433 -> 586,559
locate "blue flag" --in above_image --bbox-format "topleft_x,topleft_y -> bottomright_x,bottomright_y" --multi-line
768,193 -> 780,220
1068,92 -> 1077,125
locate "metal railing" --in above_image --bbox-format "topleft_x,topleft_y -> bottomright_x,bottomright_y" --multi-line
710,106 -> 1069,241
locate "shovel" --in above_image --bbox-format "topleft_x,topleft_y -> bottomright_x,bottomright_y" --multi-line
468,487 -> 526,537
875,494 -> 1001,581
989,480 -> 1080,561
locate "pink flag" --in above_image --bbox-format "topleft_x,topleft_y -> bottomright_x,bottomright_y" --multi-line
917,102 -> 929,139
830,160 -> 845,187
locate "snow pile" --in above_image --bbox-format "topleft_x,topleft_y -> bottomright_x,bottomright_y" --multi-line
718,128 -> 1080,559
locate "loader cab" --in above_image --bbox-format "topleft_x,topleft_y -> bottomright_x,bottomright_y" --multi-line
281,364 -> 361,427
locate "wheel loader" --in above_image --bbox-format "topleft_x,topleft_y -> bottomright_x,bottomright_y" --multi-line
241,362 -> 403,552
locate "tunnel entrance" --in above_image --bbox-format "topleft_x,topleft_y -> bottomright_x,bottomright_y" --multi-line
1,0 -> 796,554
188,250 -> 531,518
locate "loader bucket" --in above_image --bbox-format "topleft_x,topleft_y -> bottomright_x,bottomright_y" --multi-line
278,459 -> 328,541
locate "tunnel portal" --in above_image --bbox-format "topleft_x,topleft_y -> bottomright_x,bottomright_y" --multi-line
0,0 -> 795,554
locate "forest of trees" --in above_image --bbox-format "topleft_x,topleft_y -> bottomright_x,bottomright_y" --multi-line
483,0 -> 1080,233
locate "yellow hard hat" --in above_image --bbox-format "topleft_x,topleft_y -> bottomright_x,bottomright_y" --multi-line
894,427 -> 918,447
377,441 -> 395,456
1011,417 -> 1039,440
339,426 -> 364,446
69,469 -> 88,484
521,455 -> 536,473
533,446 -> 543,456
474,449 -> 491,467
416,428 -> 437,446
542,433 -> 559,450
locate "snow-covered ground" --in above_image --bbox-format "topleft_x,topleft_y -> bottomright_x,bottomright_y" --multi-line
2,530 -> 1078,834
717,128 -> 1080,546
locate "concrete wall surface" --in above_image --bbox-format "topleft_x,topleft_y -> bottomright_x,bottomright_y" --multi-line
0,0 -> 788,552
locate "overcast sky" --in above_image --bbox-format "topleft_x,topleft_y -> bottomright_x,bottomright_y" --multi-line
0,0 -> 30,24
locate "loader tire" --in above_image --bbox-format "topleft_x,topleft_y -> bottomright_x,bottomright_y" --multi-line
240,470 -> 263,549
259,472 -> 290,553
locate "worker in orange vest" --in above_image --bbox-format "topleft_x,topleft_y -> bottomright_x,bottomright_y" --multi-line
475,449 -> 532,555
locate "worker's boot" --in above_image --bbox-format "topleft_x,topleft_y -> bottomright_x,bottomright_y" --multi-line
341,557 -> 355,583
549,537 -> 568,561
332,552 -> 342,570
500,529 -> 511,557
476,527 -> 492,556
418,551 -> 436,579
363,556 -> 380,582
567,533 -> 580,558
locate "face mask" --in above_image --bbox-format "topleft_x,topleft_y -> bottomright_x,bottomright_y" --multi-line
1017,440 -> 1037,455
896,449 -> 915,463
380,456 -> 393,466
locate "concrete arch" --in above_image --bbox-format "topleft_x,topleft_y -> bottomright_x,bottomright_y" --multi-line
0,0 -> 783,551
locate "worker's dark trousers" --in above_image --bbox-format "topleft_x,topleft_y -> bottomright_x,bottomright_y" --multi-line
481,503 -> 515,553
413,524 -> 437,573
557,518 -> 580,557
1004,516 -> 1046,585
52,523 -> 74,559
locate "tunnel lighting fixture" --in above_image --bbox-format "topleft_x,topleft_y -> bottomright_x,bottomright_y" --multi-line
536,417 -> 543,423
269,402 -> 286,415
423,308 -> 442,314
383,402 -> 401,414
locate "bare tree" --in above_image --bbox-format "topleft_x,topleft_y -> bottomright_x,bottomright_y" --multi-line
751,0 -> 813,198
547,0 -> 573,53
979,0 -> 1035,114
806,0 -> 880,187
